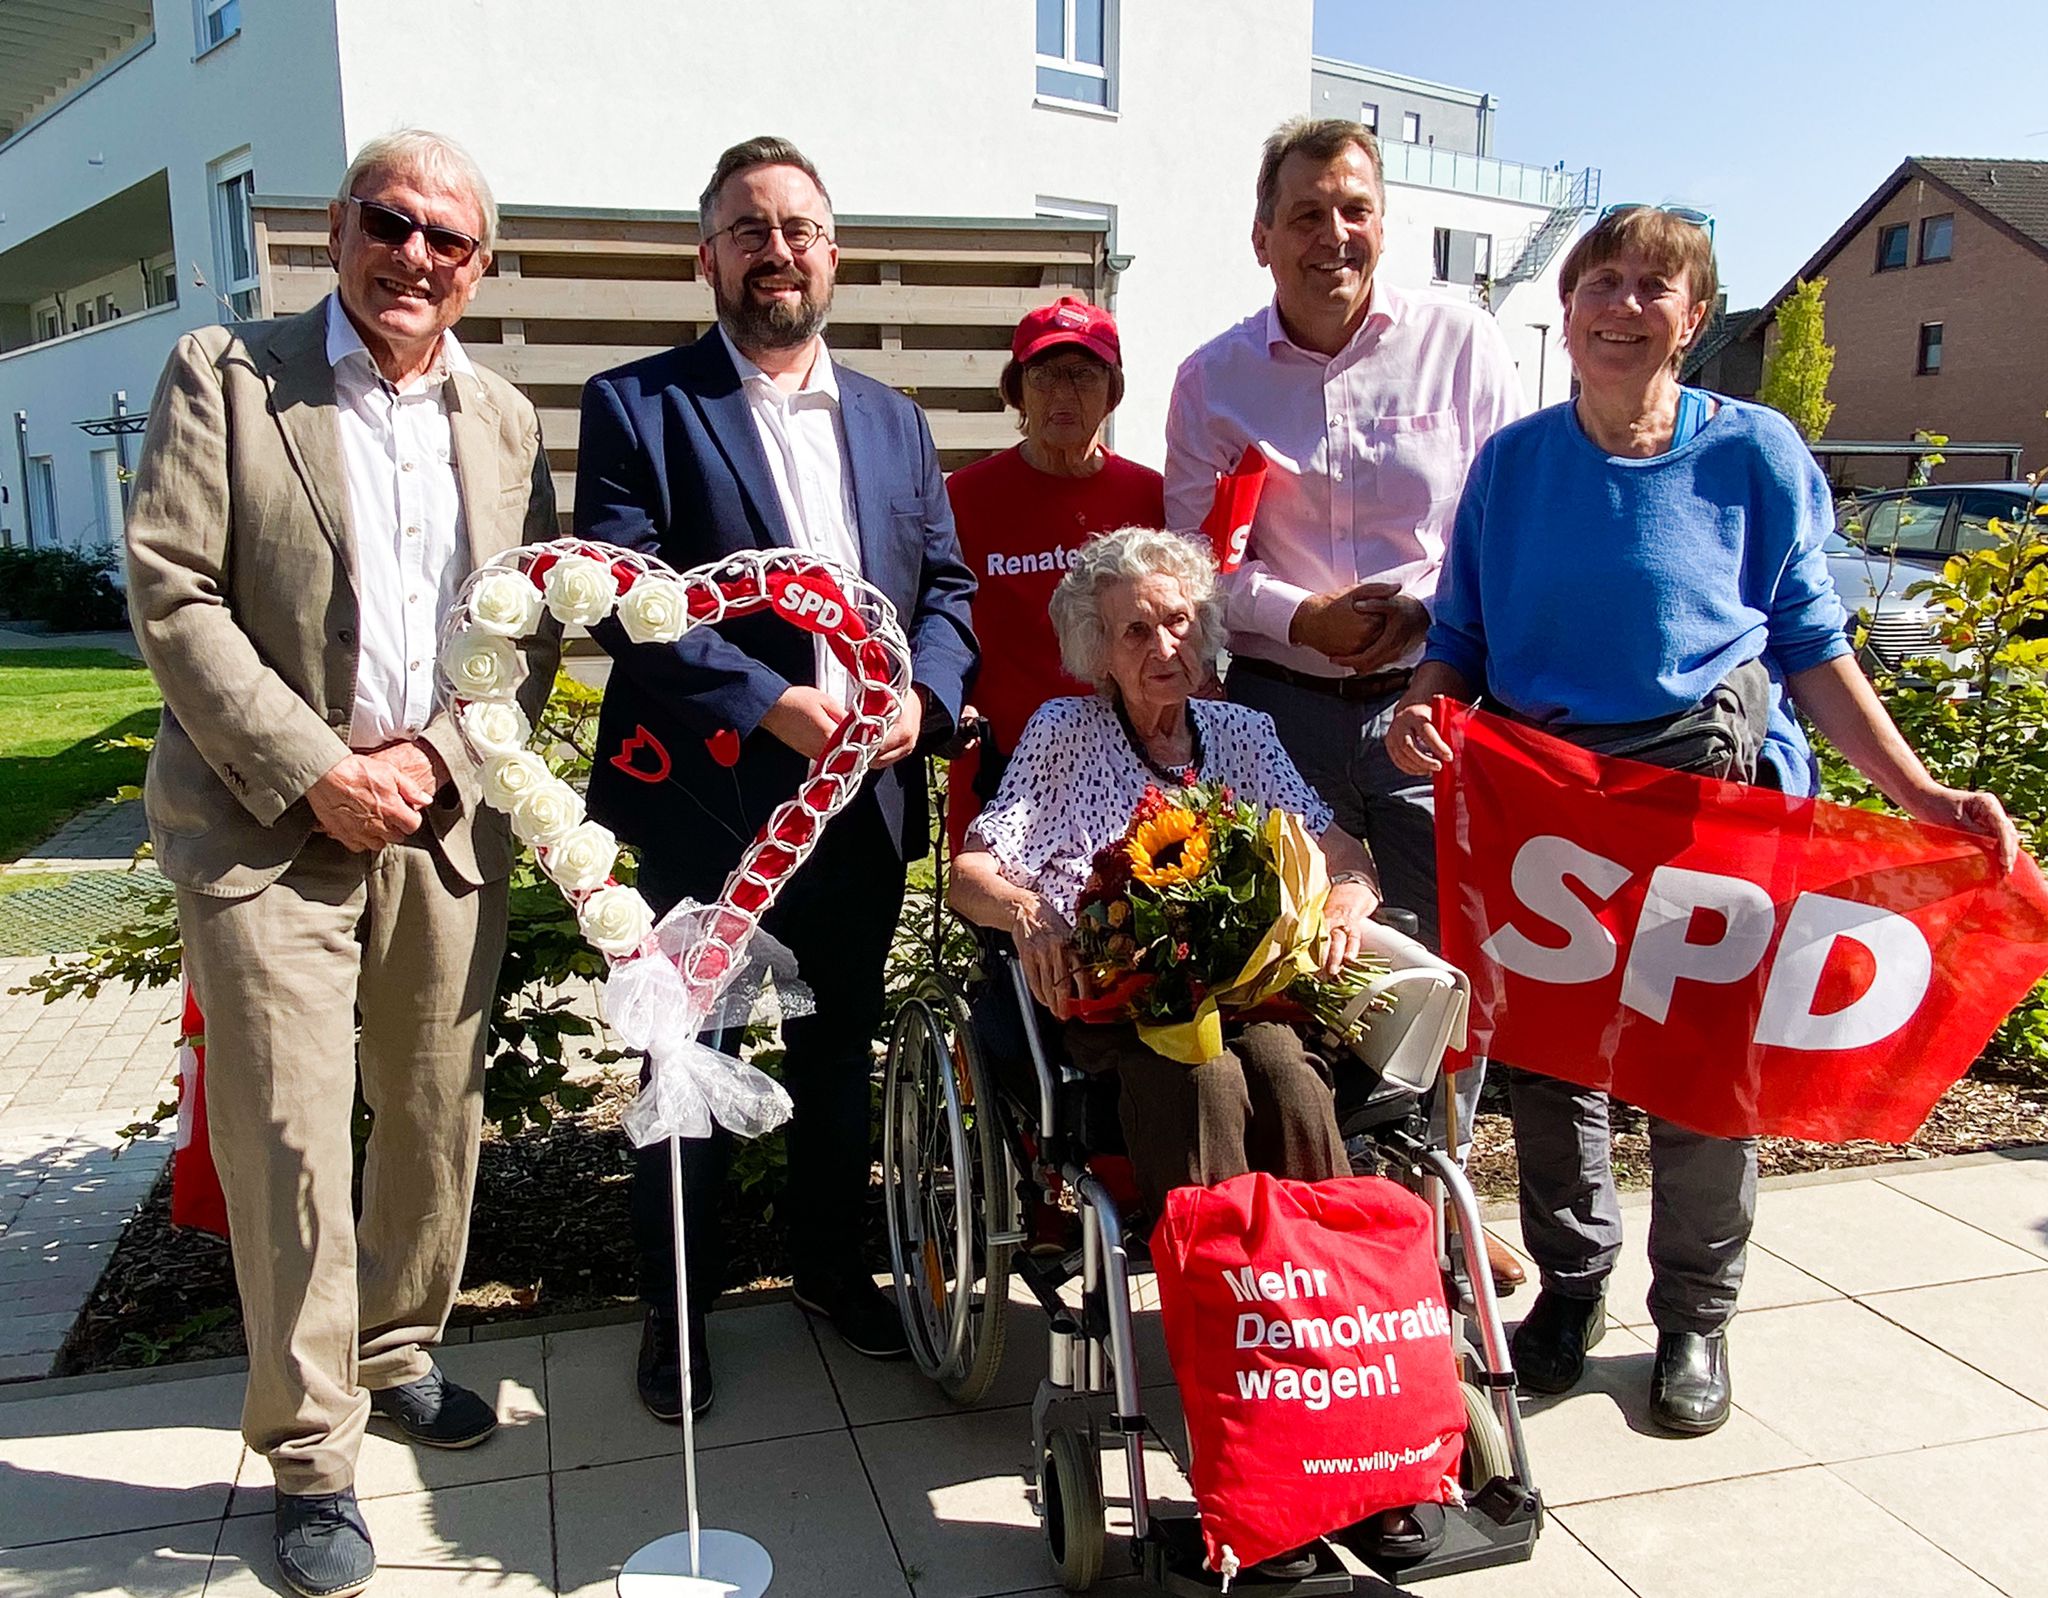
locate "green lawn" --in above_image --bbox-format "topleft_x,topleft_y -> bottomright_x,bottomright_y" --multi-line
0,649 -> 161,864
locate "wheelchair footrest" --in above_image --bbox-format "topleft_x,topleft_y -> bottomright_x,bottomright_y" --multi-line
1140,1516 -> 1360,1595
1337,1495 -> 1540,1584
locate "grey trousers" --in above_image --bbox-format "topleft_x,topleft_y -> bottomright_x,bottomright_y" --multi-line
1226,666 -> 1485,1150
1508,1068 -> 1757,1334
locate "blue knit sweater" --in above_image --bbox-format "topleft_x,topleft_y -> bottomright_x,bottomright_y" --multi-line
1423,395 -> 1850,793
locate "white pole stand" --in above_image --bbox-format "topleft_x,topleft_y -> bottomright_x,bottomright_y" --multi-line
616,1137 -> 774,1598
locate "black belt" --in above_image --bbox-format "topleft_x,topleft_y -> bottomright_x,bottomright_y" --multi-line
1230,655 -> 1413,703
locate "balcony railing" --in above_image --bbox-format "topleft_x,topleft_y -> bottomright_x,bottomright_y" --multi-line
1380,142 -> 1584,208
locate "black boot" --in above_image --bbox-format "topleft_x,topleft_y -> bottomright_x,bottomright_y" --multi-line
791,1270 -> 909,1359
1509,1288 -> 1607,1395
637,1305 -> 713,1422
1650,1330 -> 1731,1434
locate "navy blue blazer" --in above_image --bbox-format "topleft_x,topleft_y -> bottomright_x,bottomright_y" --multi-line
574,331 -> 978,894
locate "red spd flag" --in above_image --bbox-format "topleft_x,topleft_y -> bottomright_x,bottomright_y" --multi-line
1153,1173 -> 1464,1576
170,977 -> 229,1238
1200,444 -> 1269,574
1433,701 -> 2048,1141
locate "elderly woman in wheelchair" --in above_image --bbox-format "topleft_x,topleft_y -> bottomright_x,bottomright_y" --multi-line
946,526 -> 1386,1222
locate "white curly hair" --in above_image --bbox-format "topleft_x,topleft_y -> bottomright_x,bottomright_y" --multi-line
1048,526 -> 1225,691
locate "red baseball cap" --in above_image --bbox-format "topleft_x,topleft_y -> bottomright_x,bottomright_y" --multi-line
1011,295 -> 1121,367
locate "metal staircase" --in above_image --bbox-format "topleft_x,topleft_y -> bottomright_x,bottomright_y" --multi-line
1491,166 -> 1601,296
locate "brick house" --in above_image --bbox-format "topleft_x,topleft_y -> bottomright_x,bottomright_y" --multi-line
1741,158 -> 2048,483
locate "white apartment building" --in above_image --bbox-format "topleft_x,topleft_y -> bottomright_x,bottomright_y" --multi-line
1311,56 -> 1601,412
0,0 -> 1315,551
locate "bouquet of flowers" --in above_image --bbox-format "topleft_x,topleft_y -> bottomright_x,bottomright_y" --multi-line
1071,780 -> 1386,1064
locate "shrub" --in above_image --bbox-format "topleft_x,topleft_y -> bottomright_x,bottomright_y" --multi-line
0,544 -> 128,632
1816,472 -> 2048,1063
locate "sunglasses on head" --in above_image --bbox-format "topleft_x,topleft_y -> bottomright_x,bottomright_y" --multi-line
349,196 -> 484,267
1599,201 -> 1716,243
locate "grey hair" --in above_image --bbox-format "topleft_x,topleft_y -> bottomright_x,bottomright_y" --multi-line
1049,526 -> 1225,690
337,129 -> 499,253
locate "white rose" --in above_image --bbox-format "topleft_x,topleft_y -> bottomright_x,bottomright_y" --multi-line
460,700 -> 532,759
443,632 -> 523,702
510,778 -> 585,848
618,575 -> 690,644
542,821 -> 618,893
579,883 -> 654,957
544,554 -> 619,626
468,568 -> 546,637
480,750 -> 550,813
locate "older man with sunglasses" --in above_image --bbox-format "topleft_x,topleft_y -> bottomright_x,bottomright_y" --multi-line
125,130 -> 557,1597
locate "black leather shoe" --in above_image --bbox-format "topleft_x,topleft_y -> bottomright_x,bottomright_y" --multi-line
367,1364 -> 497,1449
637,1306 -> 713,1422
1253,1544 -> 1321,1579
792,1271 -> 910,1359
1509,1288 -> 1607,1395
275,1488 -> 375,1598
1650,1330 -> 1731,1434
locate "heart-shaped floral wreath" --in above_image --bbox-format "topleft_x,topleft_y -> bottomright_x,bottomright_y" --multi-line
437,537 -> 912,1141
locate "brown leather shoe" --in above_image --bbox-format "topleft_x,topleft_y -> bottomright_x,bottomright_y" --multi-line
1486,1234 -> 1527,1296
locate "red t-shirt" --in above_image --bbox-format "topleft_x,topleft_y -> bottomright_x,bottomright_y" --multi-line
945,445 -> 1165,852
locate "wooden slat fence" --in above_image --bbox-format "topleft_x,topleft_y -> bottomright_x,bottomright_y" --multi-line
254,199 -> 1108,527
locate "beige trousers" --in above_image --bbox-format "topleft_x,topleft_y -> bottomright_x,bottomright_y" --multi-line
178,831 -> 507,1496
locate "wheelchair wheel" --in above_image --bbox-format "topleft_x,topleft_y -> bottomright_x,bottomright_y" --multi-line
1459,1380 -> 1513,1492
883,975 -> 1014,1404
1042,1425 -> 1106,1591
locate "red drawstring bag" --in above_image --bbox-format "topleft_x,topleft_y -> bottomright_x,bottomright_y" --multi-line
1152,1172 -> 1465,1577
170,977 -> 230,1238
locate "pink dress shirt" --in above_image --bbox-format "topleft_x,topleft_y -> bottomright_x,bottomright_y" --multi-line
1164,282 -> 1525,677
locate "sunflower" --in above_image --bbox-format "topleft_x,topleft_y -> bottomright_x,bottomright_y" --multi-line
1127,809 -> 1212,887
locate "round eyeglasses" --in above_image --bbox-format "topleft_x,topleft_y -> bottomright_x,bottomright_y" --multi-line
707,217 -> 831,255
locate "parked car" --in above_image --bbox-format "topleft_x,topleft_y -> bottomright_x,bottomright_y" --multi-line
1823,482 -> 2045,669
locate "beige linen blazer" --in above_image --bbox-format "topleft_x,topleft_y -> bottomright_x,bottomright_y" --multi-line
125,302 -> 560,898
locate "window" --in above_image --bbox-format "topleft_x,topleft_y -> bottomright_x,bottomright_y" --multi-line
1955,491 -> 2027,552
35,308 -> 60,341
1859,493 -> 1948,556
1917,321 -> 1943,375
1036,0 -> 1115,109
1431,228 -> 1492,287
1360,102 -> 1378,132
145,261 -> 178,309
1401,111 -> 1421,144
1876,223 -> 1909,271
1920,213 -> 1954,263
196,0 -> 241,52
210,152 -> 260,320
27,457 -> 58,546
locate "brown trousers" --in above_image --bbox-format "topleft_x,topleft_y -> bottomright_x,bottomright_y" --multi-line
178,831 -> 506,1495
1065,1019 -> 1348,1220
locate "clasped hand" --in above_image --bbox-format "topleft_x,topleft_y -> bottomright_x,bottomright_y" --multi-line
1291,581 -> 1429,675
308,742 -> 442,852
762,682 -> 925,767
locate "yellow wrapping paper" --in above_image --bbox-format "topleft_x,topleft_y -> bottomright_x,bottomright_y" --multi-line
1135,808 -> 1332,1064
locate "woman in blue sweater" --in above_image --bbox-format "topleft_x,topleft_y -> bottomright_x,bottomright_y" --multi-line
1385,206 -> 2016,1436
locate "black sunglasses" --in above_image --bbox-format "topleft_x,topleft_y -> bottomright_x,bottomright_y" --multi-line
348,196 -> 484,267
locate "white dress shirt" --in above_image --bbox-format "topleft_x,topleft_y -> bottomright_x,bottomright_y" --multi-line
1163,282 -> 1525,677
721,329 -> 865,704
325,294 -> 470,748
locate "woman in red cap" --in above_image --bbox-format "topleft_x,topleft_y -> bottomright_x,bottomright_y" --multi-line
945,296 -> 1164,852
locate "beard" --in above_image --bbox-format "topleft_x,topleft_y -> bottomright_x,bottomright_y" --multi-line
711,261 -> 833,352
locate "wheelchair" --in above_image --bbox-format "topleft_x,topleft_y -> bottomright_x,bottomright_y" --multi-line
881,843 -> 1543,1594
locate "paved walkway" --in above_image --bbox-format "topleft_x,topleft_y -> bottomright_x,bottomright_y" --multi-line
0,954 -> 180,1381
1,1149 -> 2044,1597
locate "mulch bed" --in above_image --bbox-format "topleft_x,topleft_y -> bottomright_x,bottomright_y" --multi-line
53,1056 -> 2048,1376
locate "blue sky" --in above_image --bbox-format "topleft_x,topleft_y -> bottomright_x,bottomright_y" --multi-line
1313,0 -> 2048,309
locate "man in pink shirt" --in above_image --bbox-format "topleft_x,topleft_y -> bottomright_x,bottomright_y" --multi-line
1165,116 -> 1525,1289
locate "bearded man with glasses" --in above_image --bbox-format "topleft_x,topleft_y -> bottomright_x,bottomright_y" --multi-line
575,135 -> 977,1423
124,129 -> 558,1597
